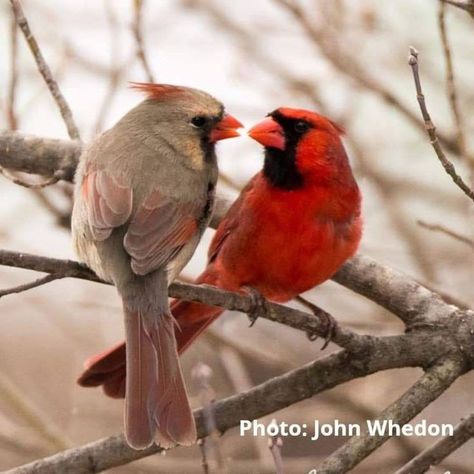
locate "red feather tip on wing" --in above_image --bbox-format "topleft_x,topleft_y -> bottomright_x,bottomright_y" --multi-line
129,82 -> 189,101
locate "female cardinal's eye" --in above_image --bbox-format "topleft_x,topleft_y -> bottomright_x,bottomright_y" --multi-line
191,116 -> 207,128
294,121 -> 310,133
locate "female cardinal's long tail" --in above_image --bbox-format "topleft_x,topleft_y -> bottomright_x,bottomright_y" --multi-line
122,271 -> 196,449
77,271 -> 223,401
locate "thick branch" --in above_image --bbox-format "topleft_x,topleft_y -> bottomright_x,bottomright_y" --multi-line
0,131 -> 80,182
332,254 -> 459,327
4,334 -> 453,474
316,356 -> 466,473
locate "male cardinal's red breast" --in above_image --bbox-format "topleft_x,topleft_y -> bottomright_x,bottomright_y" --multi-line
78,107 -> 362,416
71,83 -> 242,449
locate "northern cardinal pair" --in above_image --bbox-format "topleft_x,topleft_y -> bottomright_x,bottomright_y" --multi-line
71,83 -> 362,450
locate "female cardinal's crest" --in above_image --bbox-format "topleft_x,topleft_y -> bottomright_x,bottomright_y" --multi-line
129,82 -> 188,100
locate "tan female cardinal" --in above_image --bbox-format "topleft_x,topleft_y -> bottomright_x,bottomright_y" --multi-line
77,106 -> 362,422
71,83 -> 242,449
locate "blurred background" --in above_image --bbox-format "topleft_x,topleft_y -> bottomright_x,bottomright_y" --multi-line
0,0 -> 473,472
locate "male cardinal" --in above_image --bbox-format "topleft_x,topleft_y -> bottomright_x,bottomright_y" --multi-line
77,106 -> 362,420
71,83 -> 242,449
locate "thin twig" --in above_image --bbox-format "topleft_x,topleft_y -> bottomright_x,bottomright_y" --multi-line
441,0 -> 474,18
438,1 -> 472,172
0,273 -> 63,298
395,412 -> 474,474
0,167 -> 64,189
268,434 -> 285,474
197,439 -> 210,474
93,3 -> 136,134
408,47 -> 474,203
418,219 -> 474,249
10,0 -> 81,140
192,363 -> 226,473
131,0 -> 155,82
316,356 -> 466,472
7,10 -> 19,130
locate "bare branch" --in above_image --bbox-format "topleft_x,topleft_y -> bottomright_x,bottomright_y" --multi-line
268,435 -> 284,474
396,412 -> 474,474
7,10 -> 19,130
0,166 -> 64,189
438,1 -> 471,167
441,0 -> 474,18
316,356 -> 466,472
418,220 -> 474,249
0,248 -> 366,352
0,273 -> 63,298
10,0 -> 81,140
131,0 -> 156,82
0,131 -> 80,181
408,47 -> 474,203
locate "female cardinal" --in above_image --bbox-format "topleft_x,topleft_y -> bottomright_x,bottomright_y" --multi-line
71,83 -> 242,450
77,106 -> 362,418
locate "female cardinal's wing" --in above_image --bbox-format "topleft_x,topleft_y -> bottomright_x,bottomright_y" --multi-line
124,189 -> 199,275
82,168 -> 201,275
81,169 -> 133,241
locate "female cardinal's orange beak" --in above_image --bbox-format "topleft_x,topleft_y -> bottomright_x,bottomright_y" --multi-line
210,114 -> 243,142
248,117 -> 285,150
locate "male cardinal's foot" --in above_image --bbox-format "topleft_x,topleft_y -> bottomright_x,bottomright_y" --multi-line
243,286 -> 269,327
296,295 -> 337,350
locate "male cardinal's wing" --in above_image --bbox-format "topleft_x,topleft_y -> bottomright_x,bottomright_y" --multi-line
207,175 -> 258,263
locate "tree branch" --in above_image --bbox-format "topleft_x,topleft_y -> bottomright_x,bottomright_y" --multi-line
316,356 -> 466,473
417,220 -> 474,249
10,0 -> 81,140
0,273 -> 64,298
441,0 -> 474,18
0,130 -> 80,182
408,47 -> 474,203
0,249 -> 366,352
395,412 -> 474,474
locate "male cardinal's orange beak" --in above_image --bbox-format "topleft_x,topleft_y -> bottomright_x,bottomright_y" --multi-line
248,117 -> 285,150
210,114 -> 243,142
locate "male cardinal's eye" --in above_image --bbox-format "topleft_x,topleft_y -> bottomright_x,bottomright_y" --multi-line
191,116 -> 207,128
294,121 -> 310,133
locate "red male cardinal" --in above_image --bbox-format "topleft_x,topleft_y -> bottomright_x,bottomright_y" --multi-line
71,83 -> 242,449
77,106 -> 362,416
